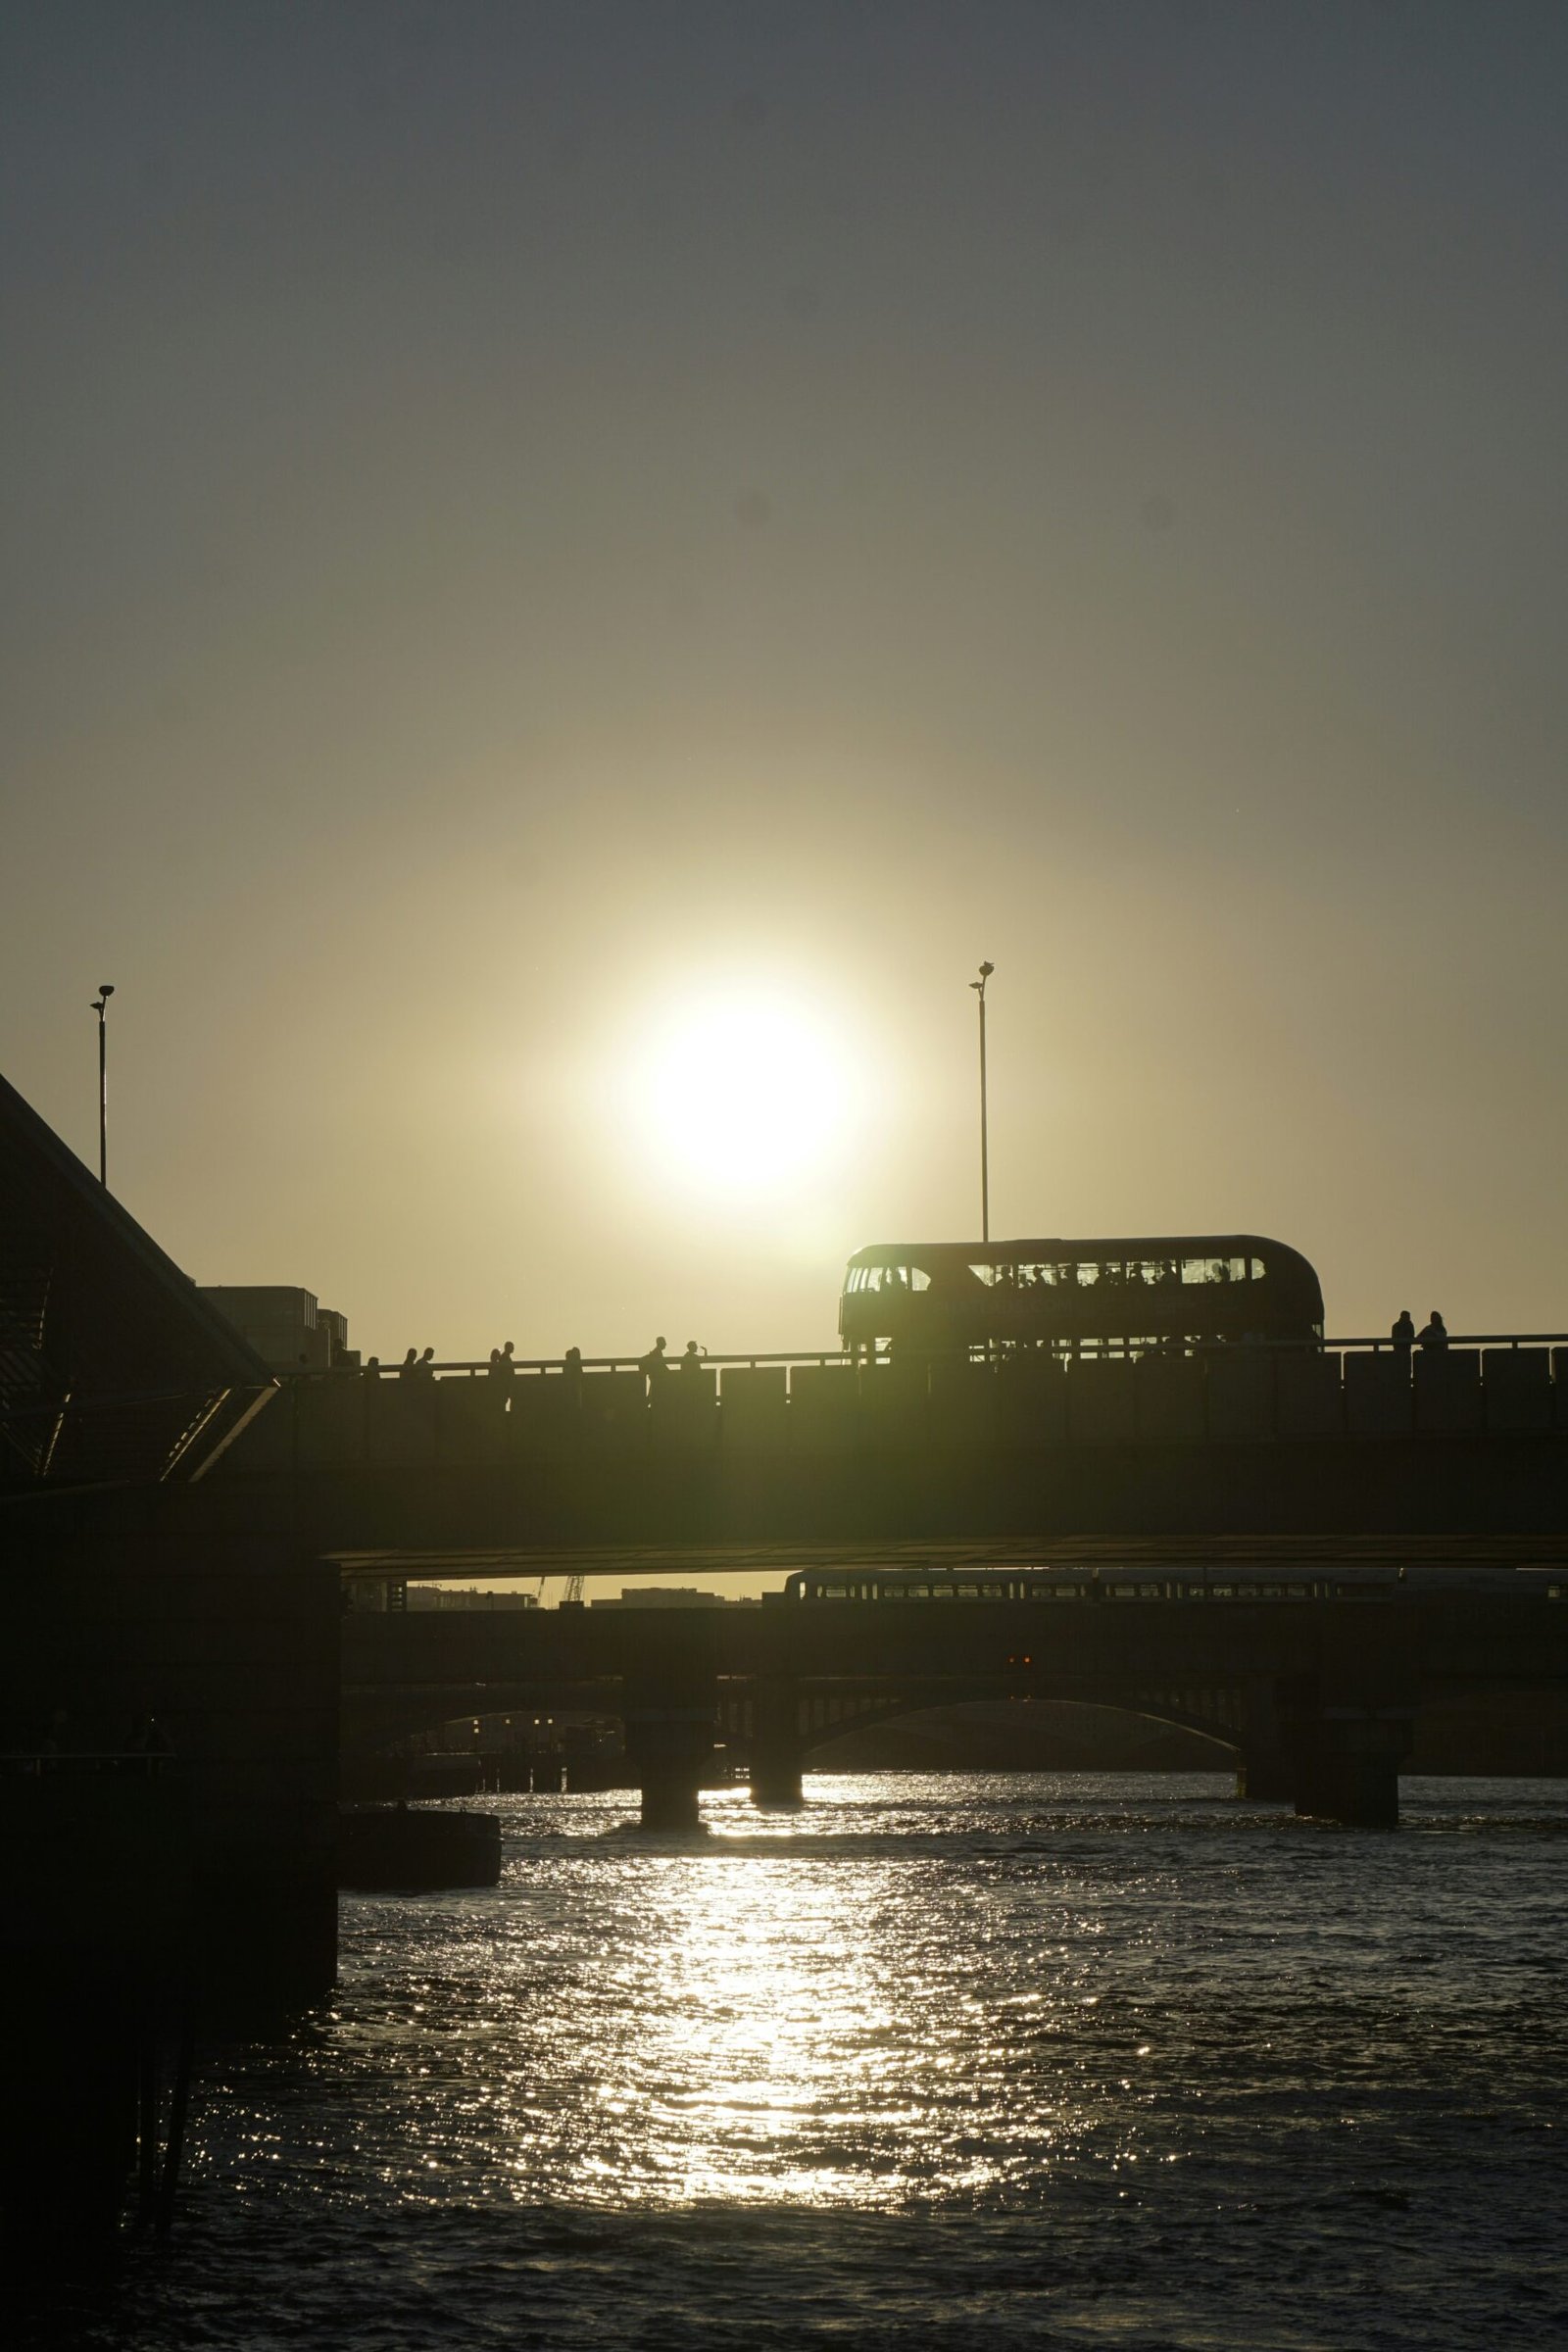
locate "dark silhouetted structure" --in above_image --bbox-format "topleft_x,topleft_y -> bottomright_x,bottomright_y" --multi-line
0,1071 -> 338,2243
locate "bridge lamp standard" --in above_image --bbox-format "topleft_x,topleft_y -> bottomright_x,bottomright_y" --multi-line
91,983 -> 115,1187
969,962 -> 994,1245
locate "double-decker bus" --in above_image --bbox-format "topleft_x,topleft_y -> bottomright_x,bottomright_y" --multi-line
838,1235 -> 1324,1360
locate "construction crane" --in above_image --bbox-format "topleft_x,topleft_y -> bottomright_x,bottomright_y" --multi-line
532,1573 -> 586,1606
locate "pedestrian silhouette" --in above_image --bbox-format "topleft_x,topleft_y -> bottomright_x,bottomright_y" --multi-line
399,1348 -> 419,1382
362,1354 -> 382,1382
1391,1310 -> 1415,1355
680,1341 -> 707,1372
1417,1311 -> 1448,1351
639,1336 -> 668,1392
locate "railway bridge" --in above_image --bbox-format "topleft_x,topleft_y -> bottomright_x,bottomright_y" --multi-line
342,1545 -> 1568,1830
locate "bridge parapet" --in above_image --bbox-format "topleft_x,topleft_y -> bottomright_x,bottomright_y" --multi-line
226,1338 -> 1568,1477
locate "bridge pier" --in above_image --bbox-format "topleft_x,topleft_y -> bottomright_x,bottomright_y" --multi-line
749,1678 -> 805,1808
1236,1747 -> 1294,1801
1288,1707 -> 1414,1829
1235,1683 -> 1293,1802
620,1643 -> 716,1831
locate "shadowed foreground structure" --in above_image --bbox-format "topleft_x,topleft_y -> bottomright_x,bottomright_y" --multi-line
0,1075 -> 338,2245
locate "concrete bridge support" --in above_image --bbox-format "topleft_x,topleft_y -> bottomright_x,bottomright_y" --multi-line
749,1678 -> 805,1808
620,1618 -> 719,1830
1289,1708 -> 1414,1829
1235,1682 -> 1293,1802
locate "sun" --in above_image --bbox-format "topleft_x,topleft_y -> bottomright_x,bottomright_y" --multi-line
625,994 -> 854,1200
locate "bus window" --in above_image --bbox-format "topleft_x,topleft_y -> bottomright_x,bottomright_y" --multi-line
858,1264 -> 929,1295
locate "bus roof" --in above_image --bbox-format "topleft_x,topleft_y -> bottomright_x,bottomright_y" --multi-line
845,1235 -> 1317,1272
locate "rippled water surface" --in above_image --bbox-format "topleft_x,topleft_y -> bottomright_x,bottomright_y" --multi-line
42,1774 -> 1568,2349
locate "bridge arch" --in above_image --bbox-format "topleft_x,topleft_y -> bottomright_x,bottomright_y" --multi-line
352,1672 -> 1253,1763
785,1686 -> 1243,1766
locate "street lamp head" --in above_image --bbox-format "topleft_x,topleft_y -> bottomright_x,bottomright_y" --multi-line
979,961 -> 994,979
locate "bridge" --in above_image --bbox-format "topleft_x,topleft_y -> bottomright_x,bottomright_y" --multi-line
343,1558 -> 1568,1830
219,1344 -> 1567,1833
217,1339 -> 1568,1556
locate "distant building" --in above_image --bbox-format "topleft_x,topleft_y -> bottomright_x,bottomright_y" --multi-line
590,1587 -> 760,1608
199,1284 -> 357,1374
405,1586 -> 541,1611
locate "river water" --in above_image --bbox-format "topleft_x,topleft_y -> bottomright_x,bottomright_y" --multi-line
37,1773 -> 1568,2350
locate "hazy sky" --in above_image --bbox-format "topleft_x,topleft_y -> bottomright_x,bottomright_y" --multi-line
4,0 -> 1566,1360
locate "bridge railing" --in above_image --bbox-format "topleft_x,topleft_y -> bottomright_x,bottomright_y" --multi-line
212,1336 -> 1568,1473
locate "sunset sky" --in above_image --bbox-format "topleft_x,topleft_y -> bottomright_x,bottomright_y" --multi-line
4,1 -> 1566,1362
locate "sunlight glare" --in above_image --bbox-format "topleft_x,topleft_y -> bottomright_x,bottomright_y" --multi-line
626,995 -> 854,1200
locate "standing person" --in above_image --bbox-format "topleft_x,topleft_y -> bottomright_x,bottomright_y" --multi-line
398,1348 -> 419,1382
413,1346 -> 436,1382
638,1336 -> 668,1392
1417,1311 -> 1448,1351
1391,1310 -> 1415,1356
563,1346 -> 583,1388
489,1340 -> 516,1402
362,1355 -> 382,1382
679,1341 -> 707,1373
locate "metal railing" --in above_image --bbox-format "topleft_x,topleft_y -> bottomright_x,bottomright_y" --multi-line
324,1333 -> 1568,1382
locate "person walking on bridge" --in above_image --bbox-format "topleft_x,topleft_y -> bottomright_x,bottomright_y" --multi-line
488,1341 -> 516,1411
639,1336 -> 668,1393
1391,1310 -> 1415,1357
1417,1311 -> 1448,1351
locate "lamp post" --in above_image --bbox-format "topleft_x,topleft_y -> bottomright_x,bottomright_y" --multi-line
91,984 -> 114,1186
969,961 -> 994,1245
